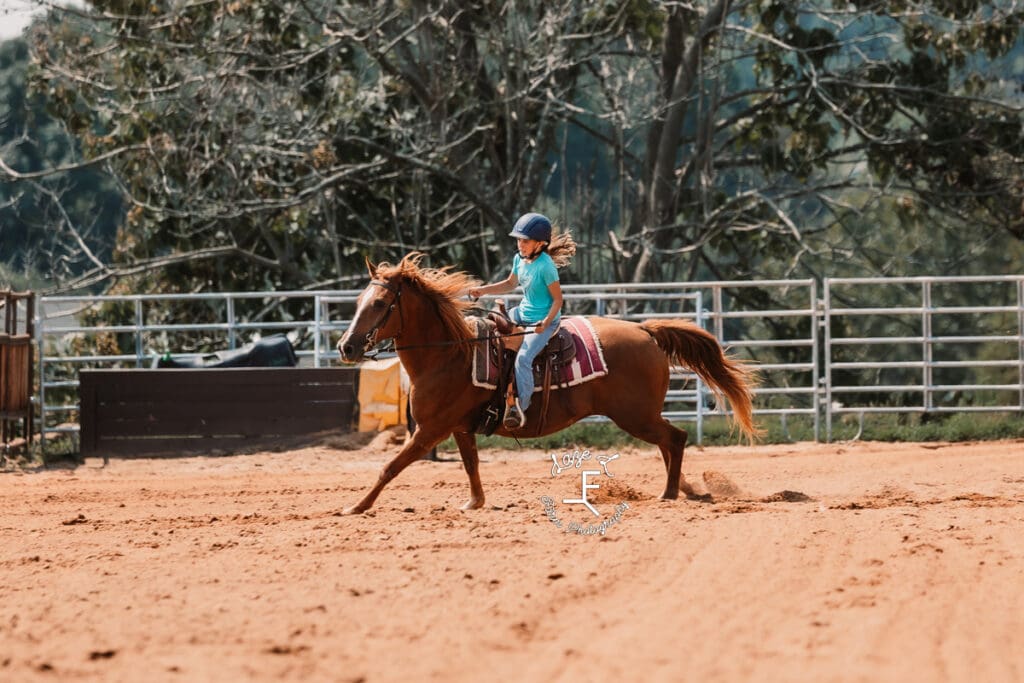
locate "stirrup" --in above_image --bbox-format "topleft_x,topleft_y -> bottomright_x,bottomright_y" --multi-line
503,399 -> 526,430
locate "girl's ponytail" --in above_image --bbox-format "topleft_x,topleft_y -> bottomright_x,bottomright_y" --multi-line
546,227 -> 576,268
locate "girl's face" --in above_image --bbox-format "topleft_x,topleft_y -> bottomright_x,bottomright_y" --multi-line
516,237 -> 543,258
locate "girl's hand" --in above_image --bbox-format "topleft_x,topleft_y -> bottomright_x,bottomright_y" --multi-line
468,287 -> 482,299
535,320 -> 547,333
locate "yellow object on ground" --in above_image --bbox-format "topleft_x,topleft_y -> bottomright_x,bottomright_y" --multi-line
357,357 -> 409,432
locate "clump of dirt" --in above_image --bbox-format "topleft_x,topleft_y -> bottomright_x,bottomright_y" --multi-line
702,470 -> 744,498
831,484 -> 922,510
760,490 -> 814,503
875,484 -> 916,504
591,479 -> 648,503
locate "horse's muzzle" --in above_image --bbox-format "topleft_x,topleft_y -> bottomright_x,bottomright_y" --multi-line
337,332 -> 367,363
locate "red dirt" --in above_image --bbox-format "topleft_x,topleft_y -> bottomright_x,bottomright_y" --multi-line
3,437 -> 1024,681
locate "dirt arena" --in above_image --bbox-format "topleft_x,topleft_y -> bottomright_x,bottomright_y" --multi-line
2,435 -> 1023,682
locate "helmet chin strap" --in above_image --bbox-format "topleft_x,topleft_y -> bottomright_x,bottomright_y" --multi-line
522,242 -> 544,260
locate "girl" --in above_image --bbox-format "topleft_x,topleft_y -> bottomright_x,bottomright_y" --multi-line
469,213 -> 576,429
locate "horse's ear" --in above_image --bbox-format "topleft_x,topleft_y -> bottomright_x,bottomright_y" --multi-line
365,255 -> 378,279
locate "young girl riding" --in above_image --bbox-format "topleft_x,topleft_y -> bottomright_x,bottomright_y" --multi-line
469,213 -> 575,430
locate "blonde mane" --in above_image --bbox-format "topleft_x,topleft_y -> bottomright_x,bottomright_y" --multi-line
375,252 -> 479,358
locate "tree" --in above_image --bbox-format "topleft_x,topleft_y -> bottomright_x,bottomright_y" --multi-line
2,0 -> 1022,295
606,1 -> 1024,281
0,37 -> 121,288
9,0 -> 641,291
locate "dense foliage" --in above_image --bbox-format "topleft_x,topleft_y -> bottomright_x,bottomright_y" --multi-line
1,0 -> 1022,294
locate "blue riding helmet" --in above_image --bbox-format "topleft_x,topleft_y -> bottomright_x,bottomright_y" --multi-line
509,213 -> 552,243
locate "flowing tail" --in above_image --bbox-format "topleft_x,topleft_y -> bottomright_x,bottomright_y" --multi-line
640,319 -> 763,441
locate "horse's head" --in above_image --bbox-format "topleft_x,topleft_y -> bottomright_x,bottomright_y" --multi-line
337,257 -> 404,363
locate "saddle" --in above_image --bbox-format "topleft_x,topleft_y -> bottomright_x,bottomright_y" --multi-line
469,308 -> 609,435
486,311 -> 577,374
475,308 -> 577,435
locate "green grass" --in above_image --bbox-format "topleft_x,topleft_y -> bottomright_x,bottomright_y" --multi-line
16,411 -> 1022,465
437,411 -> 1024,453
828,411 -> 1024,443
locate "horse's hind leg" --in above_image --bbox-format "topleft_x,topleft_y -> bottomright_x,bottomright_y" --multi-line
453,431 -> 485,510
609,415 -> 689,500
343,427 -> 449,514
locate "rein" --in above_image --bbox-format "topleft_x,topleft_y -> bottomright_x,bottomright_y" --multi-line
391,305 -> 531,351
358,285 -> 530,357
393,329 -> 530,352
360,299 -> 530,357
363,330 -> 530,359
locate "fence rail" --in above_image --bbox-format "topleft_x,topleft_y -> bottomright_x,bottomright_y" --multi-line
823,275 -> 1024,440
33,275 -> 1024,452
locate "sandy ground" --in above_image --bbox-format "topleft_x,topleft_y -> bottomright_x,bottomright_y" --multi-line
2,435 -> 1024,682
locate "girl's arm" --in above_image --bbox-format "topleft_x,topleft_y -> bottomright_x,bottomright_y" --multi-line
536,281 -> 563,332
469,272 -> 517,299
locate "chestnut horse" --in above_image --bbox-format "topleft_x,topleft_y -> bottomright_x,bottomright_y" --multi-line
337,253 -> 760,514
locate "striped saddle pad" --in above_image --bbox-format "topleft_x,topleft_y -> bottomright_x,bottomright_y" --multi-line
470,316 -> 608,392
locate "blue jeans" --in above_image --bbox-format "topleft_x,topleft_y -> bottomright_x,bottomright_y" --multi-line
508,306 -> 559,411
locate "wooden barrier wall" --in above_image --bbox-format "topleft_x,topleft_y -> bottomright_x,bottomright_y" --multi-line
79,368 -> 358,457
1,335 -> 32,412
1,290 -> 34,447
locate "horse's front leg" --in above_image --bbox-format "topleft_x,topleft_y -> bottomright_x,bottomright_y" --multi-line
452,431 -> 485,510
343,428 -> 449,515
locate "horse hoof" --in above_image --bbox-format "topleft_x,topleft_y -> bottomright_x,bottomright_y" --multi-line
342,504 -> 367,515
659,491 -> 679,501
461,498 -> 484,511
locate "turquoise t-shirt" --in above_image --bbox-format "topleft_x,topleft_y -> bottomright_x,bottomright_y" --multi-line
512,252 -> 560,323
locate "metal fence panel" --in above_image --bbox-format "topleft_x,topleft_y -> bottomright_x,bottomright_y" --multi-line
824,276 -> 1024,441
35,275 -> 1023,451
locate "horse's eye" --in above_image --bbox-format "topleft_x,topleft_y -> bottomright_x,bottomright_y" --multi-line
372,299 -> 386,309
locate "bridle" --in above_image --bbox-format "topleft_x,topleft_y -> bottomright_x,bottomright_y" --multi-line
362,279 -> 404,347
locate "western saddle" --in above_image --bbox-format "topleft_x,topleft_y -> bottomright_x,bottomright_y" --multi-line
476,302 -> 577,435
